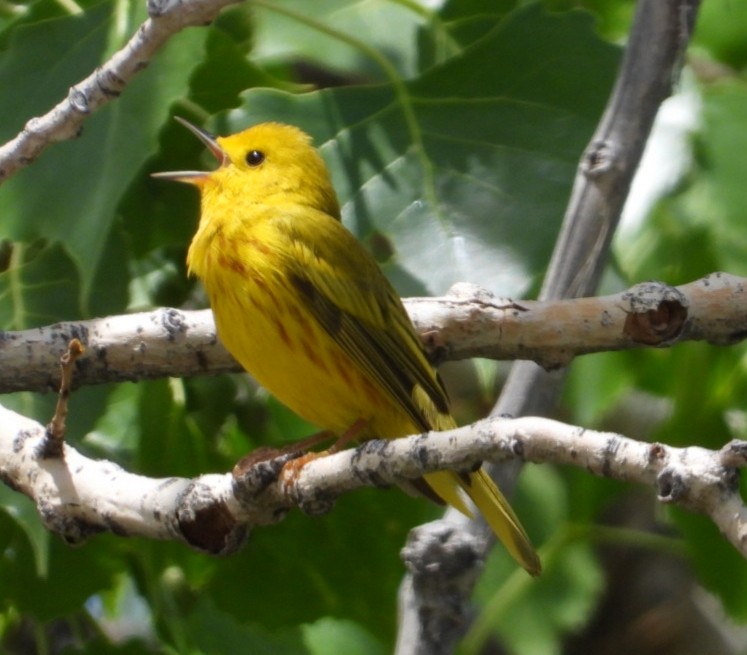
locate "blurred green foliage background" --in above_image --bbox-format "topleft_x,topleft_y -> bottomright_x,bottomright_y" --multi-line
0,0 -> 746,653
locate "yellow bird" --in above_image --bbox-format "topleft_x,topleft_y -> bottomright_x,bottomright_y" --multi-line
155,118 -> 540,575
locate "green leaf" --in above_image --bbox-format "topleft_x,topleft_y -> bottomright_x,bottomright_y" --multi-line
0,4 -> 208,312
541,0 -> 636,41
302,617 -> 386,655
251,0 -> 438,80
208,487 -> 434,641
0,222 -> 125,330
0,534 -> 119,620
187,597 -> 307,655
214,4 -> 619,297
0,0 -> 110,42
438,0 -> 520,50
0,485 -> 50,577
672,505 -> 747,619
0,2 -> 111,139
693,0 -> 747,69
0,241 -> 79,329
137,378 -> 210,477
83,383 -> 141,460
190,18 -> 298,114
564,351 -> 638,428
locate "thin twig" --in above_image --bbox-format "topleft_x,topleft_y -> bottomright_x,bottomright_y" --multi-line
43,338 -> 85,457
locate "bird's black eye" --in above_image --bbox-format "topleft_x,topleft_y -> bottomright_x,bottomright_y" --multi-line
246,150 -> 265,167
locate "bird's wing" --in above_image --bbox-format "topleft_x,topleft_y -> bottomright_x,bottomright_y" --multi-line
281,210 -> 451,433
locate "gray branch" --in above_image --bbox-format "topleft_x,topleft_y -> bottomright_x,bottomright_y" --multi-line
0,0 -> 240,183
0,272 -> 744,393
1,402 -> 744,561
399,1 -> 703,653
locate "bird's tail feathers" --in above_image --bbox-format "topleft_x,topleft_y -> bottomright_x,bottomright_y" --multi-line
462,468 -> 541,575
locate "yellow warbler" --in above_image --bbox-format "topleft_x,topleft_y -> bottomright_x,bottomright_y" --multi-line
155,118 -> 540,575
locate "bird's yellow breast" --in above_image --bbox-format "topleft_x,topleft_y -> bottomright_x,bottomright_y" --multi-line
188,205 -> 406,437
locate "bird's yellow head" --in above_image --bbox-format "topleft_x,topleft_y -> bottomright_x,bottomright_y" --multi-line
154,118 -> 341,220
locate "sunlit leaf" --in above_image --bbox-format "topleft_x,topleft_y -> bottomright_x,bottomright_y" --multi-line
0,3 -> 207,311
215,4 -> 619,297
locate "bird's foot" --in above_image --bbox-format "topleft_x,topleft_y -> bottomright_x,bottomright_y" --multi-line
232,430 -> 334,478
278,418 -> 369,485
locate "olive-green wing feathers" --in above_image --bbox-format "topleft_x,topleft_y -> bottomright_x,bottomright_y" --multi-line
283,211 -> 449,433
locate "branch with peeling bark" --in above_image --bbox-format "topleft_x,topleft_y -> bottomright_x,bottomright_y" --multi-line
0,0 -> 241,182
398,0 -> 703,650
0,272 -> 744,393
2,403 -> 745,560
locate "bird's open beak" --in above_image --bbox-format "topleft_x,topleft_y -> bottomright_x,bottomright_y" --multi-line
151,117 -> 229,184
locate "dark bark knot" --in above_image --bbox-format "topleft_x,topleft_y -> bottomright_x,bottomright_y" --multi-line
622,282 -> 688,345
177,495 -> 245,555
656,467 -> 687,503
160,308 -> 188,340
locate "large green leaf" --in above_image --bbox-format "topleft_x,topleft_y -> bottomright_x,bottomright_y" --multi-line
0,241 -> 78,329
207,487 -> 434,640
0,485 -> 50,578
251,0 -> 441,80
303,617 -> 386,655
0,1 -> 111,138
187,598 -> 308,655
0,531 -> 119,621
0,3 -> 208,313
437,0 -> 520,51
210,4 -> 619,297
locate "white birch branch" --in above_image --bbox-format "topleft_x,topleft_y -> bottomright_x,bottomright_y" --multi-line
1,403 -> 745,559
0,272 -> 745,393
0,0 -> 240,183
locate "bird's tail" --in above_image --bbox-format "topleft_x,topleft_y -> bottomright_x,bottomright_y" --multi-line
424,468 -> 541,576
